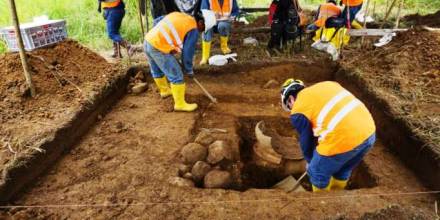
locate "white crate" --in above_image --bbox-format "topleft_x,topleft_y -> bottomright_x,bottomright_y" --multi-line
0,19 -> 68,52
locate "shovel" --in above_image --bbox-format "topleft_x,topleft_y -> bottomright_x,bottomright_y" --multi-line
192,77 -> 218,104
273,171 -> 307,193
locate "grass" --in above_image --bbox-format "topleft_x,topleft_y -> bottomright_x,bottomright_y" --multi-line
0,0 -> 439,54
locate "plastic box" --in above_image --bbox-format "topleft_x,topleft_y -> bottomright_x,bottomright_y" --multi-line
0,19 -> 67,52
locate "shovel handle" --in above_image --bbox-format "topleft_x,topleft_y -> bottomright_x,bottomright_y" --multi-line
193,77 -> 218,104
287,171 -> 308,193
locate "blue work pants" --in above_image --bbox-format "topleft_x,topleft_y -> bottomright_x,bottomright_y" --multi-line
104,7 -> 125,42
308,133 -> 376,188
203,21 -> 231,41
144,41 -> 184,84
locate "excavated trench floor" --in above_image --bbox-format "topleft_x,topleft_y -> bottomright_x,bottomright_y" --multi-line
2,61 -> 437,219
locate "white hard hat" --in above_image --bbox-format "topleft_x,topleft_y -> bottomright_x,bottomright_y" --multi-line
201,9 -> 216,32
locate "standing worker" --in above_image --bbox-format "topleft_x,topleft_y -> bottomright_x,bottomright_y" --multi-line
339,0 -> 363,28
144,10 -> 216,112
199,0 -> 239,65
280,79 -> 376,192
98,0 -> 133,58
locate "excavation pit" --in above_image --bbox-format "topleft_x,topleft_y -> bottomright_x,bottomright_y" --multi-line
237,116 -> 378,191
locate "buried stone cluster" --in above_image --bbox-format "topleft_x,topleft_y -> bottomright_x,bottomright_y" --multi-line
170,130 -> 240,189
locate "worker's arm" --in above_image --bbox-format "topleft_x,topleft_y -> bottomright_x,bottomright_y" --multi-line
290,113 -> 316,163
201,0 -> 210,10
231,0 -> 240,17
181,29 -> 199,75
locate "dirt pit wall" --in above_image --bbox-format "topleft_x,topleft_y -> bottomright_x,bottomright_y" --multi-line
0,59 -> 438,219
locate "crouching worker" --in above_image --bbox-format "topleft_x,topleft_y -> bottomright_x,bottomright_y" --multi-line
144,10 -> 216,112
280,79 -> 376,192
307,0 -> 341,32
199,0 -> 239,64
311,16 -> 349,61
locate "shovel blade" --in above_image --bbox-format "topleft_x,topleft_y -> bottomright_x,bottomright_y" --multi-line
273,176 -> 305,192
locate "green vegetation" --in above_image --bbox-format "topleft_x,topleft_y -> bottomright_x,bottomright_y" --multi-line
0,0 -> 439,54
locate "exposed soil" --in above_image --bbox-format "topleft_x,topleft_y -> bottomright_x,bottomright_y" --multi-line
341,30 -> 440,154
0,17 -> 439,220
0,40 -> 121,177
0,61 -> 435,219
403,10 -> 440,28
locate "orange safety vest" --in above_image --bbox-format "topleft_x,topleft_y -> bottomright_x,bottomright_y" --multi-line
342,0 -> 363,7
291,81 -> 375,156
315,3 -> 341,27
210,0 -> 233,18
102,0 -> 121,8
145,12 -> 197,54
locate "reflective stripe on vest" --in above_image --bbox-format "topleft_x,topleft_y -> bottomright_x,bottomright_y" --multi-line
313,90 -> 362,142
210,0 -> 233,17
158,17 -> 183,51
102,0 -> 121,8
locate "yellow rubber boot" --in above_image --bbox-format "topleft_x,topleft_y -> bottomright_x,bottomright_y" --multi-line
220,36 -> 232,54
153,76 -> 172,98
351,20 -> 363,29
312,184 -> 331,192
199,41 -> 211,65
170,83 -> 198,112
329,177 -> 348,190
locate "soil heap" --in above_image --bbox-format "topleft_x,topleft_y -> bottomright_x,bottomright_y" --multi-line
0,40 -> 121,170
342,30 -> 440,152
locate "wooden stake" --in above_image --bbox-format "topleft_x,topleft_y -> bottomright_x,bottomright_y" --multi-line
395,0 -> 404,28
145,0 -> 150,32
361,0 -> 371,47
8,0 -> 36,97
381,0 -> 398,28
372,0 -> 376,19
137,0 -> 145,38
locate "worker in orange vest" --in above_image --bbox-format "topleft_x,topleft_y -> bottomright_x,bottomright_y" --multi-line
280,79 -> 376,192
98,0 -> 133,58
144,10 -> 216,112
199,0 -> 239,65
307,0 -> 341,32
339,0 -> 363,26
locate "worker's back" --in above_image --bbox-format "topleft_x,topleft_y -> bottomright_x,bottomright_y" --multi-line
291,81 -> 375,156
145,12 -> 197,54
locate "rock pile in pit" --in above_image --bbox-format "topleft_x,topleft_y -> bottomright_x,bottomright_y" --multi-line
172,130 -> 237,189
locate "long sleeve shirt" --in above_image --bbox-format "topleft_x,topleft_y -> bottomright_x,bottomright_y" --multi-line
181,29 -> 198,74
290,113 -> 317,163
201,0 -> 240,17
153,15 -> 198,74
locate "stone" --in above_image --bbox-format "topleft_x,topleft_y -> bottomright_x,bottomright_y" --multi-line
207,140 -> 233,164
168,177 -> 194,188
181,143 -> 208,165
204,170 -> 232,189
194,130 -> 215,146
177,164 -> 191,177
191,161 -> 212,182
183,172 -> 193,180
132,82 -> 148,94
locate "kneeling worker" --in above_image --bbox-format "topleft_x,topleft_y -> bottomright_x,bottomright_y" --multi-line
199,0 -> 239,64
280,79 -> 376,192
144,10 -> 216,112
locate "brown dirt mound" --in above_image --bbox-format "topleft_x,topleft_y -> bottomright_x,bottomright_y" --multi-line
403,10 -> 440,27
342,30 -> 440,151
0,40 -> 121,171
